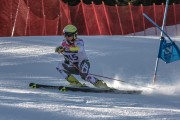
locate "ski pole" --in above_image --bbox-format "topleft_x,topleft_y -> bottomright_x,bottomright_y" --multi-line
60,52 -> 125,82
89,73 -> 126,83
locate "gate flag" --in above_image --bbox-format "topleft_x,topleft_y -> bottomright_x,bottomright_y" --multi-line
158,37 -> 180,63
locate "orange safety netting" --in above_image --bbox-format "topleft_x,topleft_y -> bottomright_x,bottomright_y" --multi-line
0,0 -> 179,36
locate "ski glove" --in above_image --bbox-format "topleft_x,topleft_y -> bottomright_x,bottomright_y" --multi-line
55,46 -> 65,53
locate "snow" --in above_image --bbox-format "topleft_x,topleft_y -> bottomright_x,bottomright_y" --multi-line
0,35 -> 180,120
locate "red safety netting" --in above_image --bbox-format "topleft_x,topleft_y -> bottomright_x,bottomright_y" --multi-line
0,0 -> 179,37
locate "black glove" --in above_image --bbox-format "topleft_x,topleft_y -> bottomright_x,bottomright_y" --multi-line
55,46 -> 65,53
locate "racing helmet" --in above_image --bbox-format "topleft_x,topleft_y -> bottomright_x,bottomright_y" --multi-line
63,24 -> 77,40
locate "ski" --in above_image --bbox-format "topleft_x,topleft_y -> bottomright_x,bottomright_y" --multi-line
29,83 -> 142,94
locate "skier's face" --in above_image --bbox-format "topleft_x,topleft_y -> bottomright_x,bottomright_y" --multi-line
66,36 -> 73,41
64,32 -> 74,42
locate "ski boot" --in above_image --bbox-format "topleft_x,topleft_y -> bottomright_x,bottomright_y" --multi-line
66,75 -> 85,87
93,80 -> 109,89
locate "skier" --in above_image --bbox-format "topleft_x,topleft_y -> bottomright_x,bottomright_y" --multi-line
55,24 -> 108,88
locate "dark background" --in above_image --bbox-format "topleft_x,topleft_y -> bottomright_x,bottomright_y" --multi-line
62,0 -> 180,6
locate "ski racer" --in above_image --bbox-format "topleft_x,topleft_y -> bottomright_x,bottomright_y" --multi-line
55,24 -> 108,88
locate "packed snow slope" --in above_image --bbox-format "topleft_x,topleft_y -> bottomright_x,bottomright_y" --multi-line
0,36 -> 180,120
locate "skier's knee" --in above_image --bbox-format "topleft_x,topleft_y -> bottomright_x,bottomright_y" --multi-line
80,60 -> 90,74
85,75 -> 97,84
80,73 -> 88,80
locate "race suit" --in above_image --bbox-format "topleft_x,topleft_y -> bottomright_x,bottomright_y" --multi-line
56,38 -> 97,84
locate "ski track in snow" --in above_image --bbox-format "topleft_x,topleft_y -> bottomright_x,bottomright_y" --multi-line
0,36 -> 180,120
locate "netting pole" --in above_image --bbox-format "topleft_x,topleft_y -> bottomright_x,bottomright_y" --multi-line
92,1 -> 101,35
115,4 -> 123,35
11,0 -> 21,37
42,0 -> 46,36
10,0 -> 13,36
28,5 -> 31,36
44,15 -> 46,35
129,3 -> 135,35
67,2 -> 71,24
141,4 -> 146,36
161,3 -> 167,35
59,0 -> 62,35
56,15 -> 60,35
81,0 -> 89,35
153,3 -> 157,36
102,2 -> 112,35
25,7 -> 30,35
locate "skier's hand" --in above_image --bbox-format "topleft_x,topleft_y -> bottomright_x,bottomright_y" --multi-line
55,46 -> 65,53
63,46 -> 70,51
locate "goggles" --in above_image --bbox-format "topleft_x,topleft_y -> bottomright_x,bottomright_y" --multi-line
64,32 -> 74,37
